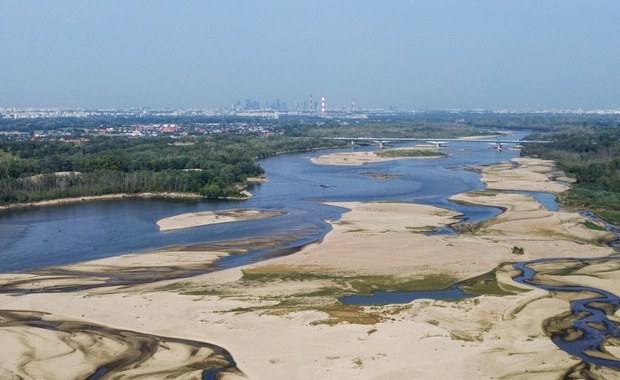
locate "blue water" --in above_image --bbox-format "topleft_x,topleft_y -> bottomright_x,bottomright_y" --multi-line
0,133 -> 532,273
340,286 -> 474,305
513,257 -> 620,369
520,191 -> 558,212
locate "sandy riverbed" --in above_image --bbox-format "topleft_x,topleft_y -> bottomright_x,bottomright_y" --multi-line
0,156 -> 618,379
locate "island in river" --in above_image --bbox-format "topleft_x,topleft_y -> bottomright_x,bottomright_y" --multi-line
0,152 -> 619,379
310,146 -> 446,166
157,208 -> 285,231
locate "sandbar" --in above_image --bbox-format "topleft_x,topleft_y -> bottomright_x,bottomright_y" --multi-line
480,157 -> 571,193
1,156 -> 619,379
157,208 -> 285,231
311,146 -> 444,166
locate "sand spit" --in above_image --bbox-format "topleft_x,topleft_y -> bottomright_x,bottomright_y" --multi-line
0,156 -> 619,379
481,157 -> 571,193
157,209 -> 285,231
311,146 -> 443,166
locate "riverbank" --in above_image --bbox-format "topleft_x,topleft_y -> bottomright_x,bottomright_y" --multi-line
0,156 -> 618,378
0,176 -> 268,212
0,188 -> 263,212
0,192 -> 206,211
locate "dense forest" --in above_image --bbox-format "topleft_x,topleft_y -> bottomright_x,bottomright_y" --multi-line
0,135 -> 344,204
522,127 -> 620,223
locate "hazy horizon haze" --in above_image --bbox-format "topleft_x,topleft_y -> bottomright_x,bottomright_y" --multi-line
1,1 -> 619,110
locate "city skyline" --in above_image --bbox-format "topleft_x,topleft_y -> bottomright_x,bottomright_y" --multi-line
1,1 -> 619,110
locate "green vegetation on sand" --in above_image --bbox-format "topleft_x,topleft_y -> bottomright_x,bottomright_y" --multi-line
375,149 -> 447,158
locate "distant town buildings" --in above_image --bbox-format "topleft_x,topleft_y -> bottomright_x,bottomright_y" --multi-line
0,103 -> 619,143
2,103 -> 619,122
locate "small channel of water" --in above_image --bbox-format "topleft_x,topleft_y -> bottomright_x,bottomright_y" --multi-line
513,257 -> 620,369
340,286 -> 474,305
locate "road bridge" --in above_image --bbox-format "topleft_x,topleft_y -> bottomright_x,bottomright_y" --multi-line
328,136 -> 549,150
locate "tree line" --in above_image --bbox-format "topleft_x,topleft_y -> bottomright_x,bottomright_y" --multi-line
522,127 -> 620,223
0,135 -> 344,204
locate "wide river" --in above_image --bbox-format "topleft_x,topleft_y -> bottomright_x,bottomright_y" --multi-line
4,132 -> 620,372
0,133 -> 534,273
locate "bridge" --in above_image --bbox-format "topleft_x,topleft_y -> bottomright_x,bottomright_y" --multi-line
328,136 -> 549,150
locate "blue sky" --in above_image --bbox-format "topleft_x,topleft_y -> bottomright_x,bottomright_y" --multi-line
1,1 -> 618,110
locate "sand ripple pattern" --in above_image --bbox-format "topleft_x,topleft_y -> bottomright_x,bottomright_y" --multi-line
0,310 -> 243,379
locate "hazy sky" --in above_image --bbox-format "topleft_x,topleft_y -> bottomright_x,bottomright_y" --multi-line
1,1 -> 619,110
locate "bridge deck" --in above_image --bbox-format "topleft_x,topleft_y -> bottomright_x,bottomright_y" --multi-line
329,137 -> 548,144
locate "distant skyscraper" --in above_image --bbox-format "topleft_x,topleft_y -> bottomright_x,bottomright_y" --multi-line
321,96 -> 325,115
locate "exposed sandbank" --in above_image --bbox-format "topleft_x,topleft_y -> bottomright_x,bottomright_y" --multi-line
157,209 -> 285,231
0,156 -> 618,379
480,157 -> 571,193
311,146 -> 444,166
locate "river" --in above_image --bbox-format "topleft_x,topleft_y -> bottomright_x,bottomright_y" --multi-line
0,134 -> 531,273
1,132 -> 619,373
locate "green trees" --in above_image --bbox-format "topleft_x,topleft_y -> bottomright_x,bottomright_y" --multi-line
522,127 -> 620,223
0,135 -> 344,204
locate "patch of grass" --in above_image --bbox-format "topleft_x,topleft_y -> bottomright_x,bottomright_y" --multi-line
458,270 -> 525,296
512,246 -> 525,255
406,226 -> 439,233
584,220 -> 606,231
451,221 -> 485,234
241,266 -> 334,282
375,149 -> 447,158
296,287 -> 345,298
241,267 -> 459,295
597,210 -> 620,225
344,273 -> 459,295
463,190 -> 498,197
312,305 -> 383,325
450,331 -> 480,342
346,228 -> 367,233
